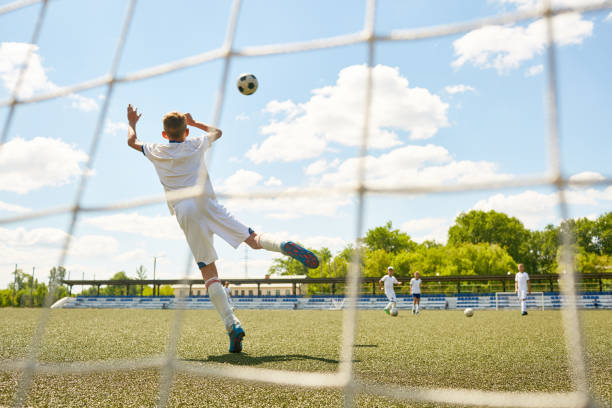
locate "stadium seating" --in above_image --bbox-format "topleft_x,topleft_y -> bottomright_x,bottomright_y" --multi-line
56,292 -> 612,310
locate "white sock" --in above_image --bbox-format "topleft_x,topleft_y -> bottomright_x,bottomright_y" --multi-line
416,304 -> 419,312
207,279 -> 239,331
385,302 -> 392,310
258,233 -> 282,253
521,300 -> 526,313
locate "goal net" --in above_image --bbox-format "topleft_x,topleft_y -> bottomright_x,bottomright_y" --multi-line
1,0 -> 610,407
495,292 -> 545,311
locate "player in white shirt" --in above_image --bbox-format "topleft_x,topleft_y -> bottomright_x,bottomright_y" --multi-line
410,272 -> 423,315
126,106 -> 320,353
515,264 -> 531,315
379,266 -> 401,315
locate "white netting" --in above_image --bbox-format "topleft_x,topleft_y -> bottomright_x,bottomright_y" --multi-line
1,0 -> 612,406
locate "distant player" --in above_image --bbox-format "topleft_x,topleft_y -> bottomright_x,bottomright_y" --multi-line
126,106 -> 320,353
379,266 -> 401,315
410,271 -> 423,315
224,281 -> 234,311
515,264 -> 531,316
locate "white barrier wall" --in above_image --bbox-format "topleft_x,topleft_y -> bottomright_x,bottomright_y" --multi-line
56,293 -> 612,310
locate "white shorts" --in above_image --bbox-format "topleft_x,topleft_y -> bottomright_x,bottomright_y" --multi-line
385,291 -> 397,302
517,289 -> 527,301
174,197 -> 250,266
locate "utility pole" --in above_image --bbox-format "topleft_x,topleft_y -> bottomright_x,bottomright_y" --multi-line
31,266 -> 35,307
153,256 -> 158,296
13,264 -> 17,306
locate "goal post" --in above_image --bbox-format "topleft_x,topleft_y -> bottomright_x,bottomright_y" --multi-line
495,292 -> 545,311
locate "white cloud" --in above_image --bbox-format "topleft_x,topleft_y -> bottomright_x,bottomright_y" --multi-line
219,169 -> 264,193
235,113 -> 250,121
305,158 -> 340,176
246,64 -> 449,163
104,119 -> 129,136
525,64 -> 544,77
0,42 -> 97,111
70,94 -> 99,112
452,13 -> 593,73
264,176 -> 282,187
444,84 -> 476,94
313,144 -> 512,189
0,137 -> 88,194
225,191 -> 352,220
569,171 -> 605,186
495,0 -> 607,11
606,11 -> 612,21
0,226 -> 120,261
114,248 -> 148,263
401,217 -> 452,244
0,201 -> 30,213
472,186 -> 612,229
0,42 -> 53,98
84,212 -> 184,240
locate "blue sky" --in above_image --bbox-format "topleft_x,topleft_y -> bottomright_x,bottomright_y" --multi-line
1,0 -> 611,288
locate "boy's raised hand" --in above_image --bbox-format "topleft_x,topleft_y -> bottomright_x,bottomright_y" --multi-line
127,104 -> 142,125
184,112 -> 196,126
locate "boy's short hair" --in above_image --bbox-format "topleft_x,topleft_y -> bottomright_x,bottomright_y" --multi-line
163,111 -> 186,140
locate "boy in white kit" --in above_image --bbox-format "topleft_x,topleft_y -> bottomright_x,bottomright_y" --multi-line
410,271 -> 422,315
379,266 -> 401,315
515,263 -> 531,316
126,105 -> 319,353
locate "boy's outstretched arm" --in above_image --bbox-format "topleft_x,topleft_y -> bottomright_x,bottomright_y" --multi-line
184,113 -> 222,142
127,104 -> 143,152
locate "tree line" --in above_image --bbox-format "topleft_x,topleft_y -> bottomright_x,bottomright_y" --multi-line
269,210 -> 612,290
1,266 -> 174,307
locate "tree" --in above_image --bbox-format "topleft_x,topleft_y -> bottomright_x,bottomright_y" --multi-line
448,210 -> 529,262
268,257 -> 308,276
362,221 -> 416,254
48,266 -> 66,285
521,225 -> 559,274
135,265 -> 148,294
103,271 -> 137,296
596,212 -> 612,255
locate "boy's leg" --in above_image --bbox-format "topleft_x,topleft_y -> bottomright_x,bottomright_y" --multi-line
204,198 -> 319,269
201,263 -> 245,352
250,232 -> 319,269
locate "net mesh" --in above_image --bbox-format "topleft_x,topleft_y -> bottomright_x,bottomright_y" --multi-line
1,0 -> 612,406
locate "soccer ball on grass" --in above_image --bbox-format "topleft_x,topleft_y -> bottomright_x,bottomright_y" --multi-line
464,308 -> 474,317
390,307 -> 399,316
237,73 -> 258,95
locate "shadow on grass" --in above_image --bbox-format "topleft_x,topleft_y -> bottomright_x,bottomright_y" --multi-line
181,353 -> 358,366
353,344 -> 378,348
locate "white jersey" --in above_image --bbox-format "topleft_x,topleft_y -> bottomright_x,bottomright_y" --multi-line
224,286 -> 231,297
143,136 -> 214,214
381,275 -> 399,297
515,272 -> 530,292
410,278 -> 422,294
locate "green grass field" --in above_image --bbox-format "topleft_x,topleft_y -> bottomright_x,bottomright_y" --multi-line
0,309 -> 610,407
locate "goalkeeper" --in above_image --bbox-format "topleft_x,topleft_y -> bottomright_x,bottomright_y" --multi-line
126,105 -> 319,353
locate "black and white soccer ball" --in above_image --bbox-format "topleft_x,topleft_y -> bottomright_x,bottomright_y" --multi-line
390,307 -> 399,316
237,73 -> 258,95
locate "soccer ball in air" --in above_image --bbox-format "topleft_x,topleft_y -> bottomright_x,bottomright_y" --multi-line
237,73 -> 258,95
464,308 -> 474,317
390,307 -> 399,316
